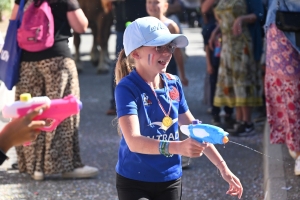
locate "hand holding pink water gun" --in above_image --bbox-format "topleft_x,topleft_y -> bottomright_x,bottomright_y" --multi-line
2,93 -> 82,132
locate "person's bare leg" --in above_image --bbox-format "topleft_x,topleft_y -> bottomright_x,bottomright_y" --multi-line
241,106 -> 252,123
235,107 -> 242,122
294,151 -> 300,175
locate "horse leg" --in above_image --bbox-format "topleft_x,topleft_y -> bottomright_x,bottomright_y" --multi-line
89,21 -> 100,66
101,0 -> 113,66
103,11 -> 114,65
73,32 -> 82,72
96,12 -> 110,74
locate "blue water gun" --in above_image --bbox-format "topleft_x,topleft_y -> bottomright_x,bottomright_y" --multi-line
180,120 -> 229,144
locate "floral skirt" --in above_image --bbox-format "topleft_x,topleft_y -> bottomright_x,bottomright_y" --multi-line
265,24 -> 300,152
213,33 -> 263,107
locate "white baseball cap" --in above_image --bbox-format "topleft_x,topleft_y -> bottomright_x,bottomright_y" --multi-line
123,16 -> 189,56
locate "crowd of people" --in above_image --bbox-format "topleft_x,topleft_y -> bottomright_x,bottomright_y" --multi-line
1,0 -> 300,199
200,0 -> 300,176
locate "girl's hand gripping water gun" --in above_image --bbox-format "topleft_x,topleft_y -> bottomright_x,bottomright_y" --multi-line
180,119 -> 229,144
2,93 -> 82,132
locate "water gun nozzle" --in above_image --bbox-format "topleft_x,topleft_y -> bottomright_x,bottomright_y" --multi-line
222,136 -> 229,144
20,93 -> 32,102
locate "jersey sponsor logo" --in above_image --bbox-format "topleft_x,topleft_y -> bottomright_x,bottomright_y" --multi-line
142,93 -> 152,106
147,132 -> 179,141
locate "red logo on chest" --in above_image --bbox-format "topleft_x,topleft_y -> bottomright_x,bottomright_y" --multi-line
169,87 -> 180,101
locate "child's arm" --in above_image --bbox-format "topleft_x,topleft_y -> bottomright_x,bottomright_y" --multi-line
168,22 -> 188,86
203,145 -> 243,198
10,3 -> 19,20
118,114 -> 161,154
205,45 -> 214,74
178,110 -> 243,199
166,0 -> 182,16
208,24 -> 220,51
0,104 -> 48,153
232,14 -> 257,36
173,48 -> 188,86
118,114 -> 207,156
201,0 -> 216,14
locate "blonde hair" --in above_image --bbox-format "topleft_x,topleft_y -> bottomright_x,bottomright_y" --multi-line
114,49 -> 135,85
114,49 -> 135,137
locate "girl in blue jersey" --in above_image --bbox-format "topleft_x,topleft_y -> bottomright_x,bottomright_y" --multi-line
114,16 -> 243,200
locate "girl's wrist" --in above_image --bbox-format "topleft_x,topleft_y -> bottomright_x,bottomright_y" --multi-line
215,160 -> 227,170
168,141 -> 180,155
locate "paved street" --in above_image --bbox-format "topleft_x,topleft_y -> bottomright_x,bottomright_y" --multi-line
0,26 -> 265,200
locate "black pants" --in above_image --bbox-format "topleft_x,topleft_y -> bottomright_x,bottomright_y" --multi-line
209,50 -> 233,117
116,173 -> 182,200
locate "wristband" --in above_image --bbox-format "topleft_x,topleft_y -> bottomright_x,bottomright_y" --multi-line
159,140 -> 173,157
159,140 -> 164,155
216,160 -> 226,168
164,141 -> 173,157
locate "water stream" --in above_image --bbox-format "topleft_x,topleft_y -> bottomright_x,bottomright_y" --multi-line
228,140 -> 282,163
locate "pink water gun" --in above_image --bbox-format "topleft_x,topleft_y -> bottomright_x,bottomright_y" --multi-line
2,93 -> 82,132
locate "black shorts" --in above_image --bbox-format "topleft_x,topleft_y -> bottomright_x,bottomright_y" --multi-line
116,173 -> 182,200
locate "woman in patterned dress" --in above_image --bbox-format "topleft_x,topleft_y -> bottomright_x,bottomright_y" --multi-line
10,0 -> 98,180
209,0 -> 264,136
264,0 -> 300,175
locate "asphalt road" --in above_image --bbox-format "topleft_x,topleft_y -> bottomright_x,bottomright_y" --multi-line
0,25 -> 265,200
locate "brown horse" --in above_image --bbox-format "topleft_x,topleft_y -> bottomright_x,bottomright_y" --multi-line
74,0 -> 114,73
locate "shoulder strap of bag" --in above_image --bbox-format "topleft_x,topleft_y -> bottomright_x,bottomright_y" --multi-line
17,0 -> 26,21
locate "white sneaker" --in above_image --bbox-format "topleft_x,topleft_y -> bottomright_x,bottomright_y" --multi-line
31,171 -> 44,181
219,109 -> 226,117
294,156 -> 300,175
61,165 -> 99,179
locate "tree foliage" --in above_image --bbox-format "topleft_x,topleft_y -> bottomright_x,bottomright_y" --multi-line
0,0 -> 11,12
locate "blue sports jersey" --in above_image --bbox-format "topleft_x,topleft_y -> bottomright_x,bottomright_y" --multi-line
115,69 -> 189,182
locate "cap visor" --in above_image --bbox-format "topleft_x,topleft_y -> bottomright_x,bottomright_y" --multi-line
144,34 -> 189,48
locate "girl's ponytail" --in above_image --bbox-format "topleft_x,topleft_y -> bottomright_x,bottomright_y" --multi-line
115,49 -> 134,85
